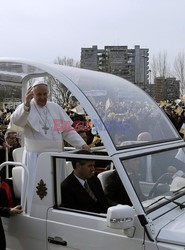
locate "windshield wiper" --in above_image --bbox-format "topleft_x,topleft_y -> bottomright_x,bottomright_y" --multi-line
146,196 -> 167,209
146,195 -> 185,210
164,197 -> 185,209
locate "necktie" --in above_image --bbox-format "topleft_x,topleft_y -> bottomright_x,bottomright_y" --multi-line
84,181 -> 97,202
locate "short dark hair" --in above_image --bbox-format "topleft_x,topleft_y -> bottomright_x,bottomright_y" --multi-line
71,150 -> 94,169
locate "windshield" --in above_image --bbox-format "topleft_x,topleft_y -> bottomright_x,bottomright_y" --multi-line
54,66 -> 180,149
120,147 -> 185,212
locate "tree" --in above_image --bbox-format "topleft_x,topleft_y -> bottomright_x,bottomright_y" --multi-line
45,77 -> 79,111
151,52 -> 171,79
49,56 -> 80,110
174,51 -> 185,95
0,85 -> 21,102
54,56 -> 80,67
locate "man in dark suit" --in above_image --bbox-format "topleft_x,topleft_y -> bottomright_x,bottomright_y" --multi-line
61,150 -> 109,213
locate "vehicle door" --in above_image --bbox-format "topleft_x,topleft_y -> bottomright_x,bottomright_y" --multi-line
46,153 -> 149,250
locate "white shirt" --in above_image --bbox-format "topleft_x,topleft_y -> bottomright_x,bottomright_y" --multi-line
74,174 -> 86,187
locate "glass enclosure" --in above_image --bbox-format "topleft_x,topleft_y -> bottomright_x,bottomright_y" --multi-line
0,62 -> 181,150
53,65 -> 180,149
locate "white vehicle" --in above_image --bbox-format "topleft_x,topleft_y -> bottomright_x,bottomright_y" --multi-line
1,58 -> 185,250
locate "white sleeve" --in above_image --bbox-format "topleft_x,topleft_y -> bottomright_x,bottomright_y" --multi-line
62,130 -> 85,149
10,103 -> 29,128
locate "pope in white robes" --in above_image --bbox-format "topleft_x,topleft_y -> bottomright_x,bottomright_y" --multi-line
8,79 -> 89,213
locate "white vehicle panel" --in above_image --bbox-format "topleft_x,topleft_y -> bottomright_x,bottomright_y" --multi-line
157,210 -> 185,246
47,209 -> 143,250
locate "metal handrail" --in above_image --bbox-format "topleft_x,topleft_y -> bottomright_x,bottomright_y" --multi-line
0,161 -> 29,212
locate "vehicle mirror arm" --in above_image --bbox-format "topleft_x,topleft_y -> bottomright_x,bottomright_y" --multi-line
138,215 -> 154,242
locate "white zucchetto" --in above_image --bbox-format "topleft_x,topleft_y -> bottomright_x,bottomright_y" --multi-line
32,77 -> 48,88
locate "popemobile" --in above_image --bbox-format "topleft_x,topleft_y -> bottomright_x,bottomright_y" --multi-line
1,58 -> 185,250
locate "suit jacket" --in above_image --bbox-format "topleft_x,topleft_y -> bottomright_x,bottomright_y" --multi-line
61,173 -> 109,213
0,207 -> 10,250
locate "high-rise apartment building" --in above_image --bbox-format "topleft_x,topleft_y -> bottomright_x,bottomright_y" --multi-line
80,45 -> 149,90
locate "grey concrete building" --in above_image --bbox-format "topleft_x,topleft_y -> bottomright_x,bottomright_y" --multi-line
153,77 -> 180,102
81,45 -> 149,90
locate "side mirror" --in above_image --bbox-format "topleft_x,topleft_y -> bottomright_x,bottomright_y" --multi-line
107,205 -> 135,230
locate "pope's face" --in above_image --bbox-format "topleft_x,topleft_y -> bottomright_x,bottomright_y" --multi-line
33,85 -> 49,107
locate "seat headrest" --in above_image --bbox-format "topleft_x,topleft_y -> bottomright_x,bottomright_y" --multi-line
97,170 -> 114,191
12,147 -> 24,163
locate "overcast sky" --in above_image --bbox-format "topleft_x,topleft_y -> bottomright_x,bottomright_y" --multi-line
0,0 -> 184,67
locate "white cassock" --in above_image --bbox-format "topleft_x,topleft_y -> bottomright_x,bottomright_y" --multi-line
8,99 -> 85,213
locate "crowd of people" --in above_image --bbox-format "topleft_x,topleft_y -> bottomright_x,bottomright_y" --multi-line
160,98 -> 185,138
94,97 -> 185,144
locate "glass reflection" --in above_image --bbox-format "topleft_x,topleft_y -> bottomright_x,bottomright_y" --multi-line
121,147 -> 185,211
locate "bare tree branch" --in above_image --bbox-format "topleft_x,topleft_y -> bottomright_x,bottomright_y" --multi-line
151,52 -> 171,79
45,77 -> 79,111
54,56 -> 80,67
174,51 -> 185,95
